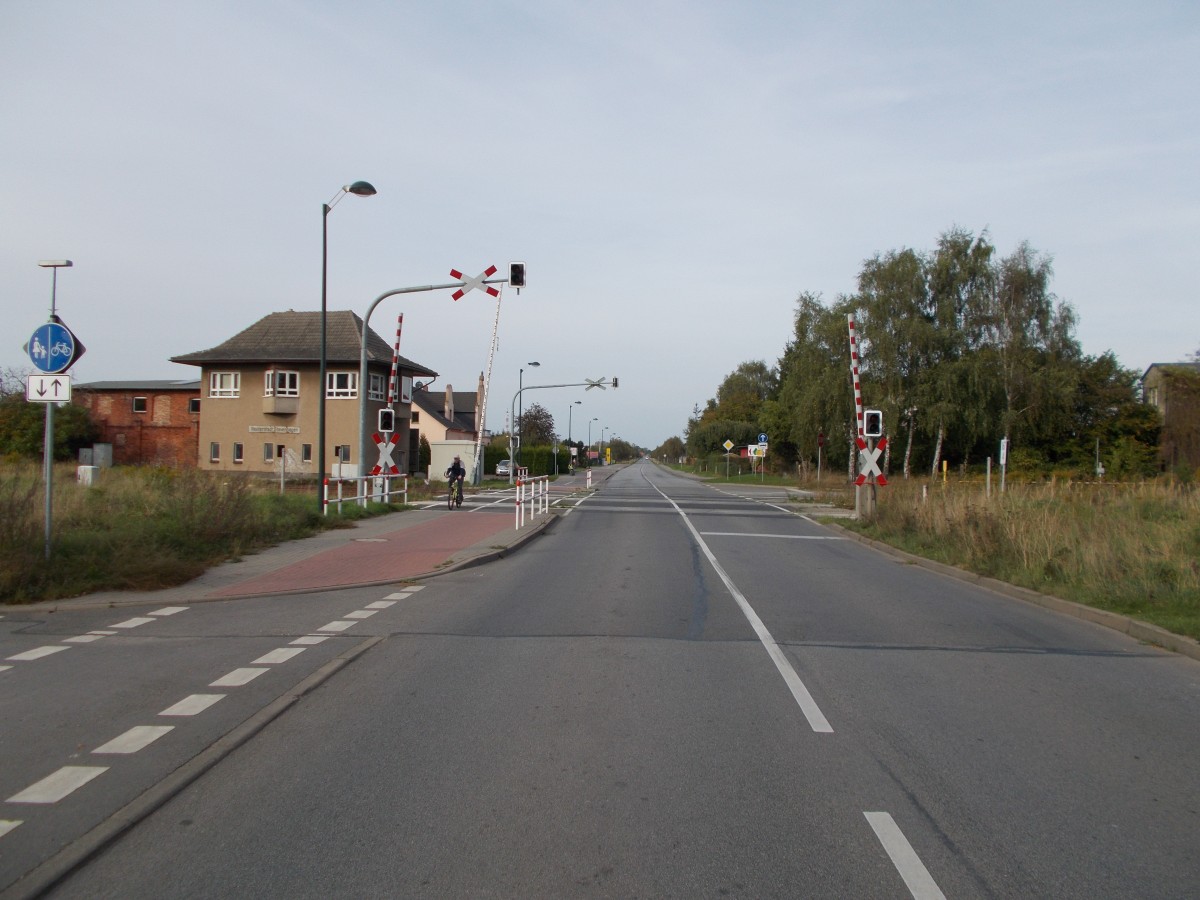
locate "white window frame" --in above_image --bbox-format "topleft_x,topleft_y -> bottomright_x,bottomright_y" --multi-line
209,442 -> 220,463
265,369 -> 300,397
132,396 -> 148,413
369,372 -> 386,402
233,442 -> 244,464
326,371 -> 358,399
209,372 -> 240,398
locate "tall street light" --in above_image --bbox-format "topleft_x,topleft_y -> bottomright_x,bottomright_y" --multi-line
517,361 -> 539,466
566,400 -> 581,473
319,180 -> 376,513
587,417 -> 598,467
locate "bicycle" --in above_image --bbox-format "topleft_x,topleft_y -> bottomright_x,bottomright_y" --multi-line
447,475 -> 464,510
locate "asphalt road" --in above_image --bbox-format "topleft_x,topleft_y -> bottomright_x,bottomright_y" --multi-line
4,460 -> 1198,898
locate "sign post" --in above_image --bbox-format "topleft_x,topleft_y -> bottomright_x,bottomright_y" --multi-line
30,260 -> 81,559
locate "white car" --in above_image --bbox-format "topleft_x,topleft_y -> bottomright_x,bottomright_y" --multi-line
495,460 -> 511,476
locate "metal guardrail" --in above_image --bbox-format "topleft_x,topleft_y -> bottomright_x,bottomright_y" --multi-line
324,473 -> 408,514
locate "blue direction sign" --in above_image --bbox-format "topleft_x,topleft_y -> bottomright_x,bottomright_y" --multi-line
26,321 -> 84,374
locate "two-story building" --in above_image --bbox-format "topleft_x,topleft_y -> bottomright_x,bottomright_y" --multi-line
170,310 -> 436,476
73,380 -> 201,466
1143,362 -> 1200,471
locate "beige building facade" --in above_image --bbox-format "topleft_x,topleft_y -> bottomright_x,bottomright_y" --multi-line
171,310 -> 435,477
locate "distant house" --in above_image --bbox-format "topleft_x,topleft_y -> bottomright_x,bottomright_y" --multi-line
410,375 -> 488,470
170,310 -> 436,476
73,380 -> 201,466
1142,362 -> 1200,470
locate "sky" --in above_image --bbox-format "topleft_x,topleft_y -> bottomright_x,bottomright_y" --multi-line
3,0 -> 1198,449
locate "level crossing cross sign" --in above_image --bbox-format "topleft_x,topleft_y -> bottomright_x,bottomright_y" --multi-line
449,265 -> 500,301
855,437 -> 888,486
370,432 -> 399,475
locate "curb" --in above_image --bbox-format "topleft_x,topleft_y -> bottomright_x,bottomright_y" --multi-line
823,521 -> 1200,663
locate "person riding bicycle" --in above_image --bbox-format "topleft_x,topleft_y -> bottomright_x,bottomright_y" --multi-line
445,455 -> 466,504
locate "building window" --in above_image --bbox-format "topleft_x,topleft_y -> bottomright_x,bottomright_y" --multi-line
326,371 -> 357,399
132,396 -> 148,413
233,442 -> 244,464
210,442 -> 220,463
411,412 -> 420,424
189,398 -> 201,414
209,372 -> 240,398
369,373 -> 387,402
265,370 -> 300,397
263,443 -> 275,463
301,444 -> 312,463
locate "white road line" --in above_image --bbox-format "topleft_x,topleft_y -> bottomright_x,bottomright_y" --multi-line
8,766 -> 108,804
0,665 -> 11,674
0,820 -> 21,838
317,621 -> 355,632
865,812 -> 947,900
160,694 -> 224,716
650,481 -> 834,734
365,600 -> 397,609
89,630 -> 118,636
210,668 -> 268,687
6,646 -> 69,662
383,593 -> 412,600
62,634 -> 106,644
150,606 -> 188,616
93,725 -> 174,754
698,532 -> 845,540
291,635 -> 331,645
110,617 -> 155,629
344,610 -> 378,620
252,647 -> 305,664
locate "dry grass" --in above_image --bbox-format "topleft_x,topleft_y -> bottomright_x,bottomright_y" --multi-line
850,478 -> 1200,640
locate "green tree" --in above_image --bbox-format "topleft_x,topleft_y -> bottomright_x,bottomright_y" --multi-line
516,402 -> 556,447
0,370 -> 97,461
653,436 -> 686,461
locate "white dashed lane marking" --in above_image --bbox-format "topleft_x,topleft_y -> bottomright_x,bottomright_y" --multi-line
317,621 -> 354,632
345,610 -> 378,620
0,820 -> 22,838
366,600 -> 397,609
159,694 -> 224,716
210,668 -> 268,687
93,726 -> 174,755
110,617 -> 155,629
62,634 -> 106,644
8,767 -> 108,804
6,646 -> 69,662
252,648 -> 306,665
291,635 -> 331,645
150,606 -> 188,616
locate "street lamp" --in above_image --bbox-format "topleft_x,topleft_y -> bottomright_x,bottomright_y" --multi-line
517,361 -> 539,466
319,180 -> 376,513
587,417 -> 598,466
567,400 -> 582,472
36,259 -> 72,560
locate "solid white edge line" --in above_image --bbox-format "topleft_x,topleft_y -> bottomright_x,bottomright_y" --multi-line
651,482 -> 834,733
864,811 -> 947,900
698,532 -> 845,540
8,767 -> 108,804
93,725 -> 174,755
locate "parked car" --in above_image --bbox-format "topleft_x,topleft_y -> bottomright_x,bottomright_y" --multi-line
495,459 -> 511,476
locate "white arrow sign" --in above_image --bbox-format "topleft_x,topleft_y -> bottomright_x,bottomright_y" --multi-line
26,374 -> 72,403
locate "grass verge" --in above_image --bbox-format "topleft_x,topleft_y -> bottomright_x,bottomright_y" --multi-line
0,464 -> 403,604
842,478 -> 1200,641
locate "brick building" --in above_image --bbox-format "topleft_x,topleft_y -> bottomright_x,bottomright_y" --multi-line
73,380 -> 201,466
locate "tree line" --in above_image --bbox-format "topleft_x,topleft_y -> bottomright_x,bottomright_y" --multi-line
665,227 -> 1166,479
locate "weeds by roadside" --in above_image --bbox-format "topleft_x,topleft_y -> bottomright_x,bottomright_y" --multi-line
0,464 -> 400,604
845,478 -> 1200,641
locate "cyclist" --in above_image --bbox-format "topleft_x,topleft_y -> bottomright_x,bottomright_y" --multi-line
445,455 -> 466,508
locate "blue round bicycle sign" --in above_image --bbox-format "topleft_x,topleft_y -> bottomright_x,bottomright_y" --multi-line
26,322 -> 83,374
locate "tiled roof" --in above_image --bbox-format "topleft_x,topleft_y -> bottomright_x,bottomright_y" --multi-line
170,310 -> 436,377
413,389 -> 478,431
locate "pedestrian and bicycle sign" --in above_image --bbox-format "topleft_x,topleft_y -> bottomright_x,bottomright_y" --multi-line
25,320 -> 84,374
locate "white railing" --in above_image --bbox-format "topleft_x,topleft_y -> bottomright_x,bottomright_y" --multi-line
324,473 -> 408,515
514,473 -> 550,529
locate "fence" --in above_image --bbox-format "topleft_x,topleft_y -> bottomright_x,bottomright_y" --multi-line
324,473 -> 408,515
514,469 -> 550,529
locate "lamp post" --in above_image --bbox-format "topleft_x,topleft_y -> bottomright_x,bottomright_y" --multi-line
587,417 -> 598,467
318,180 -> 376,513
566,400 -> 581,472
36,259 -> 72,560
517,362 -> 539,467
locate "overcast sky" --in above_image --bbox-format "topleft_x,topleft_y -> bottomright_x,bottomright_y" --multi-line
4,0 -> 1197,449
